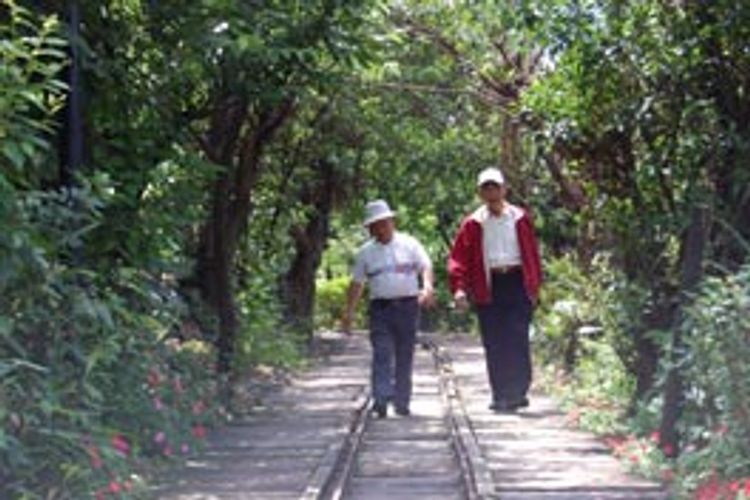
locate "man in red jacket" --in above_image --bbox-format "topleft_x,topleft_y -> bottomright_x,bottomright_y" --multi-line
448,167 -> 542,411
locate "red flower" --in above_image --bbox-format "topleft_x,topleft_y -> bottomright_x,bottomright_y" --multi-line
191,424 -> 207,440
108,481 -> 121,494
661,443 -> 674,457
111,434 -> 130,457
694,473 -> 724,500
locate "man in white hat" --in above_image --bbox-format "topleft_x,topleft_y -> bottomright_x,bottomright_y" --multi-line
342,199 -> 435,418
448,167 -> 542,412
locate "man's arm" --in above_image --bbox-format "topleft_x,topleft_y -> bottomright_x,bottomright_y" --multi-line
418,266 -> 436,307
448,220 -> 471,311
341,280 -> 365,334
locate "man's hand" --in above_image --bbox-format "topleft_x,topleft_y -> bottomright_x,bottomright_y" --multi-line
341,280 -> 364,336
340,311 -> 354,336
453,290 -> 469,312
418,286 -> 436,308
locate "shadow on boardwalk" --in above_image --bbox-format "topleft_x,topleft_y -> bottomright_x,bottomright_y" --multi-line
155,331 -> 669,499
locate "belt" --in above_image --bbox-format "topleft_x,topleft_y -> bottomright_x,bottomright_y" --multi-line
370,296 -> 418,305
490,264 -> 522,274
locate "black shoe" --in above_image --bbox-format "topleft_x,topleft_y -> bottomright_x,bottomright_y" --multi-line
372,402 -> 387,418
489,399 -> 516,413
395,406 -> 410,416
509,396 -> 529,409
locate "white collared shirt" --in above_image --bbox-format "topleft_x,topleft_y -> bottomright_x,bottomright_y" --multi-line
481,205 -> 522,268
352,232 -> 431,299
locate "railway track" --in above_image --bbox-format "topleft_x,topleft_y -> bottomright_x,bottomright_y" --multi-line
303,335 -> 485,500
159,332 -> 667,499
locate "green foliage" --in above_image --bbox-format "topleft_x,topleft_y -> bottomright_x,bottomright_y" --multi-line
0,6 -> 223,496
315,276 -> 351,331
0,182 -> 221,498
3,0 -> 750,495
538,256 -> 750,495
237,267 -> 304,370
536,255 -> 633,435
675,266 -> 750,482
0,0 -> 67,188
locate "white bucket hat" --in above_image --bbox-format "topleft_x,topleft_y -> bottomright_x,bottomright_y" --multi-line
477,167 -> 505,186
363,199 -> 396,227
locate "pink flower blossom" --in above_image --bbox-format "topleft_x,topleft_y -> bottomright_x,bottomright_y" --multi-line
649,431 -> 660,443
153,397 -> 164,411
108,481 -> 121,494
94,489 -> 106,500
111,434 -> 130,457
154,431 -> 166,444
163,445 -> 173,457
181,443 -> 190,454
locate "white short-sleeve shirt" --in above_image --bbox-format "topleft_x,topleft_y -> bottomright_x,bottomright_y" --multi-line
352,232 -> 431,300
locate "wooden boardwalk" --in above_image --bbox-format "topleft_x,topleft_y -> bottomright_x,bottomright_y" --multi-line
442,335 -> 666,499
155,331 -> 668,499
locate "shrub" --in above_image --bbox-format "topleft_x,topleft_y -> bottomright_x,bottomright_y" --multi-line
315,275 -> 359,330
0,183 -> 221,498
672,265 -> 750,493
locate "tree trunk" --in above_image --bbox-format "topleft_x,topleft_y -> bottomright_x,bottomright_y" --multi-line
282,210 -> 331,340
194,96 -> 295,381
659,205 -> 709,457
282,161 -> 335,341
500,117 -> 523,195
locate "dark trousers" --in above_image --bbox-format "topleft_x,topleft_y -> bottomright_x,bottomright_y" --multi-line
476,270 -> 533,403
368,297 -> 419,409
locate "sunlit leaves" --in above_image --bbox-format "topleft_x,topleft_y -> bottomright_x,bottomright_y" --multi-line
0,1 -> 67,187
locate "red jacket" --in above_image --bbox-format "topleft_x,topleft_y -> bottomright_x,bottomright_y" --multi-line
448,204 -> 542,305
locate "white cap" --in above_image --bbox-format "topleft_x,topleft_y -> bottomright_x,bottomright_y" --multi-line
362,199 -> 396,227
477,167 -> 505,187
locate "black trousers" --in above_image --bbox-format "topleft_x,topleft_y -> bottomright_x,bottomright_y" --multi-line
368,297 -> 419,409
476,270 -> 533,402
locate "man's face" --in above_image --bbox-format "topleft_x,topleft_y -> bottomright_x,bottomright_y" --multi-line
478,182 -> 506,203
368,218 -> 395,243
